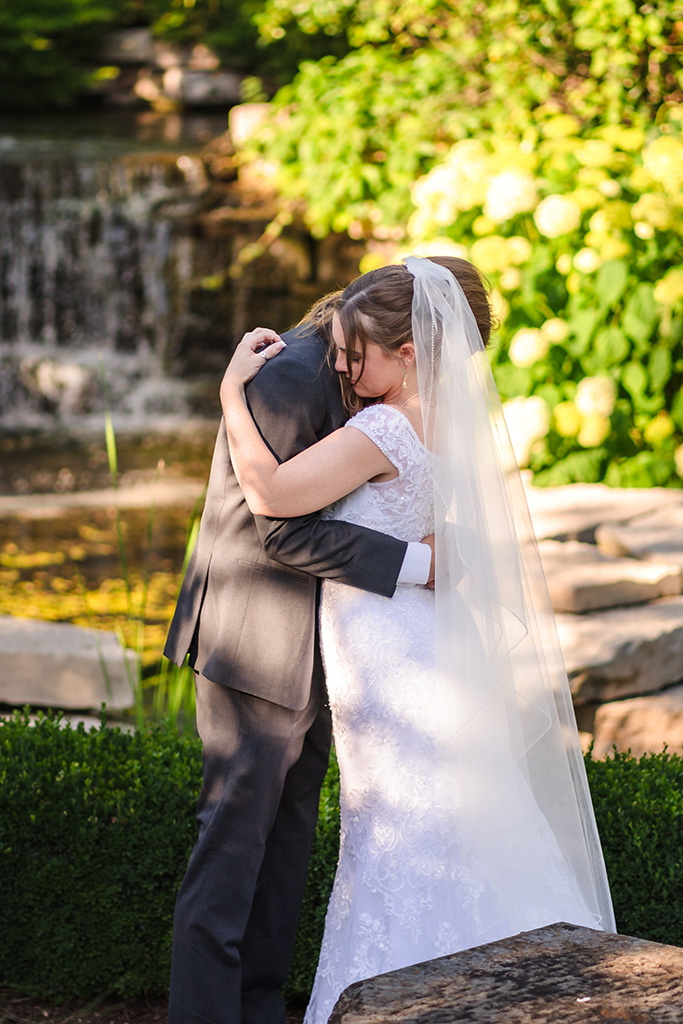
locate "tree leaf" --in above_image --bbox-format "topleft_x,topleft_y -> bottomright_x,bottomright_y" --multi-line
595,260 -> 628,310
649,347 -> 672,394
622,283 -> 658,346
594,326 -> 630,366
621,361 -> 649,399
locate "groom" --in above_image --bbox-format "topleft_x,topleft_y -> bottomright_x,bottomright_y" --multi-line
164,310 -> 432,1024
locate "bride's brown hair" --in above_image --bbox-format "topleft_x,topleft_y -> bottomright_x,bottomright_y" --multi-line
330,257 -> 493,412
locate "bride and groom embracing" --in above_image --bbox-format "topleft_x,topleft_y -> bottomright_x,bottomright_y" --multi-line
164,256 -> 615,1024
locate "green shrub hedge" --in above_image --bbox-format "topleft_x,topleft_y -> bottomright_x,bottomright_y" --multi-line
0,712 -> 200,999
1,711 -> 682,1002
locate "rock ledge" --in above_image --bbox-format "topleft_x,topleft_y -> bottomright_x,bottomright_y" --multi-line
330,922 -> 683,1023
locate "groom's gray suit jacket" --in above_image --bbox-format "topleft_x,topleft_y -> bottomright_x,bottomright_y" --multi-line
164,323 -> 407,710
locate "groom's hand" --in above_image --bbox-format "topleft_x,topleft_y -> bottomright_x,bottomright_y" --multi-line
422,534 -> 435,589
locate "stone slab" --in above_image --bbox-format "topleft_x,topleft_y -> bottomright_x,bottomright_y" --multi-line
538,539 -> 682,613
0,477 -> 205,519
329,922 -> 683,1023
523,479 -> 683,542
100,28 -> 156,64
555,596 -> 683,703
0,616 -> 136,710
592,683 -> 683,759
596,505 -> 683,569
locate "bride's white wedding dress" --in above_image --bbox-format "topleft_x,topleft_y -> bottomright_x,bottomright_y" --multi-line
304,402 -> 599,1024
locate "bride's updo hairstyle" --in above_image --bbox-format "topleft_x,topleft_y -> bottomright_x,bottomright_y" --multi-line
335,257 -> 493,412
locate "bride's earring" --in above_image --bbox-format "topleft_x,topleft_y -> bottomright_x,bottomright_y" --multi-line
402,360 -> 409,389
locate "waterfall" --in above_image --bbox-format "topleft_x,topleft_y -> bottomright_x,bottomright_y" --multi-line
0,128 -> 242,432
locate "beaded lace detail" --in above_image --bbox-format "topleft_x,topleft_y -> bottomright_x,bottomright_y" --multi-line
323,403 -> 434,541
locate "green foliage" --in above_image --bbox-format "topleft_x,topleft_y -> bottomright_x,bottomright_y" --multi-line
0,0 -> 115,107
585,749 -> 683,945
246,0 -> 683,486
258,0 -> 683,122
0,0 -> 346,108
254,48 -> 457,237
136,0 -> 348,84
0,711 -> 201,998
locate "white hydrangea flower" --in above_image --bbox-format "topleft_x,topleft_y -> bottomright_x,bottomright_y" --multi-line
555,253 -> 572,275
502,395 -> 550,467
499,267 -> 522,292
470,235 -> 511,273
411,165 -> 460,227
632,193 -> 675,231
654,268 -> 683,305
598,179 -> 621,198
573,248 -> 601,273
576,140 -> 614,167
533,195 -> 582,238
634,222 -> 655,240
508,328 -> 549,367
578,413 -> 611,448
447,139 -> 491,208
541,318 -> 570,343
484,170 -> 538,223
642,136 -> 683,192
575,376 -> 617,417
506,236 -> 533,265
411,141 -> 492,227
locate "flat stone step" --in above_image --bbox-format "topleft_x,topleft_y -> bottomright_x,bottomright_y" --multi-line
592,682 -> 683,759
555,596 -> 683,704
0,616 -> 136,710
329,922 -> 683,1023
0,477 -> 205,520
538,540 -> 682,613
523,479 -> 683,541
596,505 -> 683,569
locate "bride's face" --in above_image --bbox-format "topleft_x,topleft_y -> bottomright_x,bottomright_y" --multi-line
332,313 -> 402,401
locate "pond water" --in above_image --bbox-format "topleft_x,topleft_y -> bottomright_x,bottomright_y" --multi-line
0,425 -> 217,688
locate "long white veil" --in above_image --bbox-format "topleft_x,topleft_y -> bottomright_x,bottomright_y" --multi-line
405,255 -> 615,940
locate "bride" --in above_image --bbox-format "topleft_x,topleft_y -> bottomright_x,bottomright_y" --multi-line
220,256 -> 615,1024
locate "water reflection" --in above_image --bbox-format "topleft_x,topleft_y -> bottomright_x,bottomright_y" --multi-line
0,428 -> 214,682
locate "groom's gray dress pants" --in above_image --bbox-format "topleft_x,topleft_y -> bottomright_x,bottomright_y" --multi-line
169,663 -> 331,1024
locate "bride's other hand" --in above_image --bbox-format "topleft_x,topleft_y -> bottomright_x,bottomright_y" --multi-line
221,328 -> 286,393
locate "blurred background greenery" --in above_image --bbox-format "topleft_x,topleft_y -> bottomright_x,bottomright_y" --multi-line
5,0 -> 682,488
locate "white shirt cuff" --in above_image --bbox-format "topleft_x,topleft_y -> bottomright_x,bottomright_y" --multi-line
396,541 -> 432,586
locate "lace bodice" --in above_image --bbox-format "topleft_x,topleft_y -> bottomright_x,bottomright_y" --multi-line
322,403 -> 434,541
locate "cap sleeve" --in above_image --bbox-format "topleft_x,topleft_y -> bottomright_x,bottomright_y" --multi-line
344,404 -> 419,475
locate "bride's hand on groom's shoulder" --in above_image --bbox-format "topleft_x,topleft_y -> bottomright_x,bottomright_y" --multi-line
221,328 -> 287,396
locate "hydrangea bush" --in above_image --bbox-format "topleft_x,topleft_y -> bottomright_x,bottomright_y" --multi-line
395,113 -> 683,487
243,0 -> 683,486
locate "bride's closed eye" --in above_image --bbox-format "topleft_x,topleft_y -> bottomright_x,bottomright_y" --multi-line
336,346 -> 360,362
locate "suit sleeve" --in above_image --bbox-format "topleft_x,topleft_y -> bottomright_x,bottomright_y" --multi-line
245,352 -> 407,599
